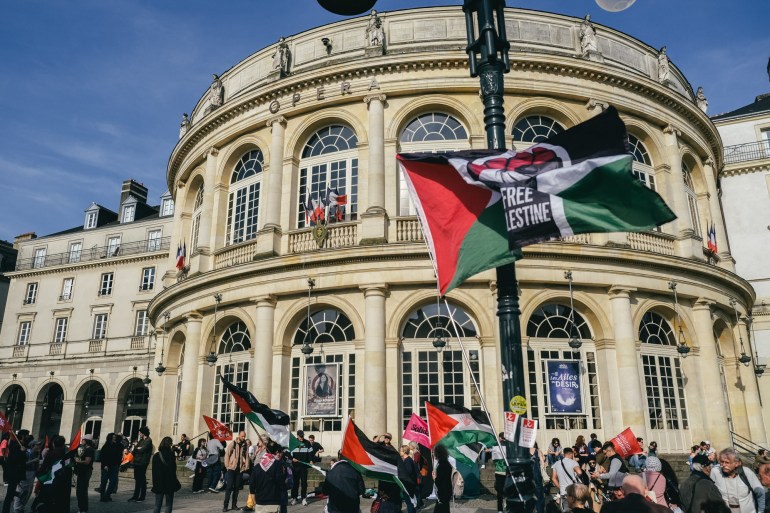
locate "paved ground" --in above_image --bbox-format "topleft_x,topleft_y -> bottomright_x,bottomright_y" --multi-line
0,479 -> 502,513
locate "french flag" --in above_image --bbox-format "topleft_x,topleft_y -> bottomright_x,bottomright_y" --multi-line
176,241 -> 186,270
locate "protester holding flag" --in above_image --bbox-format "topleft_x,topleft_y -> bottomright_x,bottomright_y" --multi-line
13,435 -> 38,513
0,432 -> 8,486
206,433 -> 225,493
1,429 -> 25,513
128,426 -> 153,503
323,454 -> 365,513
289,430 -> 313,506
223,431 -> 249,512
250,441 -> 287,513
399,445 -> 419,513
73,434 -> 96,513
433,444 -> 454,513
192,439 -> 209,493
35,435 -> 70,513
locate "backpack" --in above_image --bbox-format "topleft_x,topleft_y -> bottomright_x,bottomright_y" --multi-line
736,467 -> 761,512
663,476 -> 681,505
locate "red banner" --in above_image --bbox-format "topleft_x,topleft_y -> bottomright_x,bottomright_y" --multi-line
203,415 -> 233,441
610,427 -> 642,458
0,412 -> 11,433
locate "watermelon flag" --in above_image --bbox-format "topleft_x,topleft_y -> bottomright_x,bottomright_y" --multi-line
402,413 -> 430,448
425,402 -> 497,465
219,374 -> 300,450
340,417 -> 407,493
39,428 -> 82,485
610,427 -> 643,458
397,106 -> 676,296
202,415 -> 233,441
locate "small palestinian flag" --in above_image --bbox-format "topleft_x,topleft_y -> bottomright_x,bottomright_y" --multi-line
340,417 -> 406,493
39,429 -> 82,485
398,106 -> 676,296
219,374 -> 300,450
426,402 -> 497,455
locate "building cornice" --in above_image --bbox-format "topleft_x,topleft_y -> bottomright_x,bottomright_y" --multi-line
6,252 -> 169,279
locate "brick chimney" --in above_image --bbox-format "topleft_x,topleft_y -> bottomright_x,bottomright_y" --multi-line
13,232 -> 36,250
120,179 -> 148,206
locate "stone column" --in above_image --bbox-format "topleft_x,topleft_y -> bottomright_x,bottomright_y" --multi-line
361,94 -> 388,245
59,399 -> 78,440
662,126 -> 697,259
385,338 -> 400,437
608,286 -> 647,439
361,284 -> 387,435
102,398 -> 120,436
177,313 -> 202,438
702,158 -> 734,270
22,398 -> 38,433
251,295 -> 277,402
256,116 -> 287,257
692,299 -> 731,449
594,339 -> 623,436
736,319 -> 768,444
195,148 -> 219,271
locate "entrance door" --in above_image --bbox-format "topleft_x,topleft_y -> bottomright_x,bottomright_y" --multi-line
122,416 -> 146,442
84,416 -> 103,446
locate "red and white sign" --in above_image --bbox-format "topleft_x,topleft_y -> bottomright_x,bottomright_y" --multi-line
203,415 -> 233,441
504,412 -> 519,442
610,427 -> 642,458
518,418 -> 538,448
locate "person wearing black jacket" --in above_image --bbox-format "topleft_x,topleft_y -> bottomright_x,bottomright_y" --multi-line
98,433 -> 124,502
251,442 -> 286,513
323,456 -> 365,513
289,430 -> 313,505
399,445 -> 419,513
433,444 -> 453,513
152,436 -> 181,513
129,426 -> 153,503
2,431 -> 26,513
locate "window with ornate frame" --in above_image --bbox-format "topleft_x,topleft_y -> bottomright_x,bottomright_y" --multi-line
512,115 -> 565,144
398,113 -> 470,216
134,310 -> 149,337
99,273 -> 113,296
17,321 -> 32,346
290,308 -> 356,432
191,183 -> 204,252
212,321 -> 252,434
61,278 -> 74,301
24,282 -> 38,305
682,161 -> 702,237
226,149 -> 264,245
92,313 -> 108,340
638,311 -> 689,433
140,267 -> 155,291
628,134 -> 656,190
54,317 -> 68,343
400,302 -> 481,430
297,125 -> 358,228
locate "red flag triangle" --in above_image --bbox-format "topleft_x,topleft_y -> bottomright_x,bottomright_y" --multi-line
340,418 -> 374,466
425,402 -> 460,448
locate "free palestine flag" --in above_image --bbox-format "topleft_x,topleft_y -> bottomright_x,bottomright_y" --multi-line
219,374 -> 300,450
610,427 -> 643,458
203,415 -> 233,442
40,429 -> 82,485
340,417 -> 407,493
397,106 -> 676,296
426,401 -> 497,465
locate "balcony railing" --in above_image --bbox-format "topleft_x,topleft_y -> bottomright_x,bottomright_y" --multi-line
723,140 -> 770,165
214,239 -> 259,269
396,217 -> 425,243
130,337 -> 146,350
628,231 -> 675,255
3,335 -> 159,361
89,339 -> 104,353
288,222 -> 358,254
49,342 -> 64,356
15,236 -> 171,271
12,345 -> 28,358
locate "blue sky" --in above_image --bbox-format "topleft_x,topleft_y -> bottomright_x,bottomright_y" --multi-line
0,0 -> 768,242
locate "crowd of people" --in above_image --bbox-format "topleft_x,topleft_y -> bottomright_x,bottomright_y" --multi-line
3,427 -> 770,513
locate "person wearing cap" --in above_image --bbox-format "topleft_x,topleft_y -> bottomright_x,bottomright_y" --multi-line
289,430 -> 313,506
129,426 -> 153,503
642,455 -> 668,508
73,434 -> 95,513
680,453 -> 725,513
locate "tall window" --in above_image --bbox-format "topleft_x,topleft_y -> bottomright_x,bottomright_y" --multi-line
525,304 -> 601,430
54,318 -> 68,343
512,115 -> 565,143
122,204 -> 135,223
191,184 -> 204,252
134,310 -> 149,336
212,321 -> 252,434
33,248 -> 46,269
99,273 -> 114,296
140,267 -> 155,291
400,302 -> 480,428
61,278 -> 74,301
628,134 -> 656,190
399,113 -> 470,216
161,197 -> 175,217
92,314 -> 108,340
147,230 -> 162,251
298,125 -> 358,228
290,309 -> 356,432
24,283 -> 38,305
85,211 -> 97,229
226,149 -> 264,245
107,236 -> 121,257
638,311 -> 689,431
682,161 -> 702,237
68,242 -> 82,263
17,322 -> 31,346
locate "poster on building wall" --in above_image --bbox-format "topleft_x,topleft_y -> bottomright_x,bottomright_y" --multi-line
546,360 -> 583,414
305,363 -> 340,417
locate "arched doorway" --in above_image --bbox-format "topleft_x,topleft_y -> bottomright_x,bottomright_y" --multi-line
1,385 -> 25,432
38,383 -> 64,439
714,319 -> 745,436
76,379 -> 105,445
119,379 -> 149,442
211,321 -> 251,435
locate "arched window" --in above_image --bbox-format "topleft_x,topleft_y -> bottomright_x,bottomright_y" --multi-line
298,125 -> 358,228
226,149 -> 264,245
212,321 -> 251,433
399,113 -> 470,216
628,134 -> 656,190
1,385 -> 25,432
638,311 -> 689,433
290,308 -> 356,434
512,115 -> 564,143
191,183 -> 204,252
526,304 -> 592,339
400,302 -> 481,428
524,304 -> 601,433
639,311 -> 675,345
682,161 -> 702,237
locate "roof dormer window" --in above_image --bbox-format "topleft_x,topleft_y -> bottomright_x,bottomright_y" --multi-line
122,204 -> 135,223
85,211 -> 97,229
160,191 -> 174,217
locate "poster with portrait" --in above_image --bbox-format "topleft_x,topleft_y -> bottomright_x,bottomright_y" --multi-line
546,360 -> 583,414
304,363 -> 340,417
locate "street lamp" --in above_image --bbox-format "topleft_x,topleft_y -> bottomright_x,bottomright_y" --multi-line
300,278 -> 316,357
730,298 -> 752,367
207,294 -> 223,367
668,282 -> 690,358
156,312 -> 170,376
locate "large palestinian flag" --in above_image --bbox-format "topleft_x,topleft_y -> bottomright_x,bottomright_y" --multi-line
426,402 -> 497,457
397,106 -> 676,296
340,417 -> 407,493
219,374 -> 300,450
